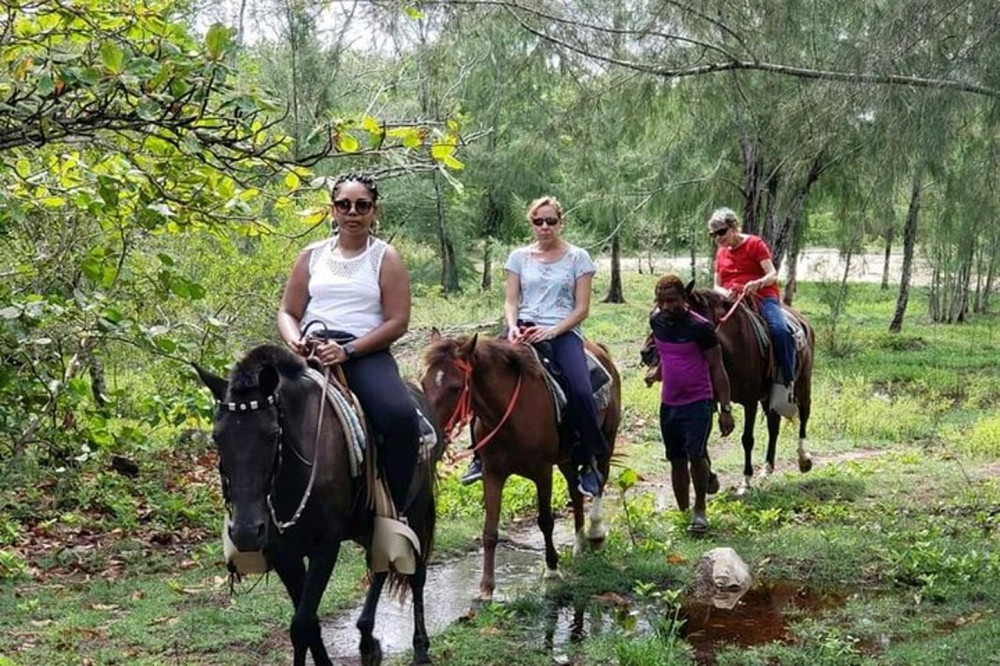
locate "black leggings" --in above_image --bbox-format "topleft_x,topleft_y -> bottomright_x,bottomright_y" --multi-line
340,350 -> 419,511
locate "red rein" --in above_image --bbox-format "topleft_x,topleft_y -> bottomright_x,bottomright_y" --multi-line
442,357 -> 523,454
716,290 -> 748,329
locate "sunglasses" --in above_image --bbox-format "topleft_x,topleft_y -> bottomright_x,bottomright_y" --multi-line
333,198 -> 374,215
531,217 -> 560,227
710,227 -> 729,238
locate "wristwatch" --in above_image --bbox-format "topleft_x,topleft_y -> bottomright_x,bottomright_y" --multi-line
343,342 -> 357,360
719,403 -> 732,413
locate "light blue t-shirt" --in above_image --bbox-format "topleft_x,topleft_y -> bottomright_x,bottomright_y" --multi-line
504,244 -> 597,336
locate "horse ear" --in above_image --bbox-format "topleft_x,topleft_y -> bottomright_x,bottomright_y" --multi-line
258,366 -> 280,398
193,363 -> 228,402
430,327 -> 442,341
684,279 -> 695,297
460,332 -> 478,358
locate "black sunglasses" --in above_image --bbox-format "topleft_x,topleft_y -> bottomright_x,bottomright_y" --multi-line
710,227 -> 729,238
333,198 -> 374,215
531,216 -> 560,227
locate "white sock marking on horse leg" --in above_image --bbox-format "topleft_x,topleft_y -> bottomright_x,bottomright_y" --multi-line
587,496 -> 607,542
736,475 -> 752,496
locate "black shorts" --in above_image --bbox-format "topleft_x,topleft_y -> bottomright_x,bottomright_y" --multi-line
659,400 -> 714,460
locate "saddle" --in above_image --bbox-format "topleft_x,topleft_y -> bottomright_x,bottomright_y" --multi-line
527,340 -> 613,424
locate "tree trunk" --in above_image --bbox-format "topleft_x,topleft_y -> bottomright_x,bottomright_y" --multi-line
88,353 -> 108,408
603,231 -> 625,303
889,171 -> 923,333
783,217 -> 804,306
771,154 -> 823,271
737,122 -> 764,236
481,192 -> 503,291
433,171 -> 458,292
881,226 -> 894,290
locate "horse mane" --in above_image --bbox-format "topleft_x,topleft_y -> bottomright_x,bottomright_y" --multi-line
475,338 -> 544,379
685,288 -> 732,324
230,344 -> 306,392
422,335 -> 542,379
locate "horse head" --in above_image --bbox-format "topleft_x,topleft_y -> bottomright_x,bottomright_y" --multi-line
195,346 -> 303,552
420,329 -> 477,442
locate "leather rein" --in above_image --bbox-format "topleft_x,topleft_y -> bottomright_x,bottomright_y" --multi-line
443,356 -> 523,454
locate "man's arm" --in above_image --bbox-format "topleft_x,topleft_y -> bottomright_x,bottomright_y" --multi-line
704,345 -> 735,436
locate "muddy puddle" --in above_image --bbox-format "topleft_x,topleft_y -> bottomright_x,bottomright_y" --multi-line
321,521 -> 848,665
320,520 -> 576,663
681,582 -> 847,664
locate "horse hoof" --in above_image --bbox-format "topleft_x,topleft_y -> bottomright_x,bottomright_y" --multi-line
735,483 -> 750,497
543,567 -> 563,581
361,640 -> 383,666
759,464 -> 774,479
587,536 -> 607,551
799,456 -> 813,473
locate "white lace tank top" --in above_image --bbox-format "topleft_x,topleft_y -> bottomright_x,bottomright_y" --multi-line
301,236 -> 387,337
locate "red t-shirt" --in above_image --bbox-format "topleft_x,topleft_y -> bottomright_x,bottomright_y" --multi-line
714,235 -> 781,300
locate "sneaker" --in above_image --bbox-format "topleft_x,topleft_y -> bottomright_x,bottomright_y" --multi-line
460,458 -> 483,485
577,466 -> 603,499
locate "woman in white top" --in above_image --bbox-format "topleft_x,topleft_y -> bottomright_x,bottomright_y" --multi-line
277,173 -> 418,515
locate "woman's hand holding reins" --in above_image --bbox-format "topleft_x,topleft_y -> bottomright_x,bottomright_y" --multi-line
519,325 -> 555,343
310,340 -> 350,366
286,336 -> 310,357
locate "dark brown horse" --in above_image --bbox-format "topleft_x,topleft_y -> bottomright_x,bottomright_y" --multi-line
196,345 -> 444,666
420,331 -> 621,602
683,288 -> 814,493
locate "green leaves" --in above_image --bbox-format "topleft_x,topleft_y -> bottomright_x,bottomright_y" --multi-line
99,41 -> 124,74
204,24 -> 233,62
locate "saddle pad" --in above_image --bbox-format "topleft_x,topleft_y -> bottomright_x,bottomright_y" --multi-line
782,310 -> 808,351
304,368 -> 366,477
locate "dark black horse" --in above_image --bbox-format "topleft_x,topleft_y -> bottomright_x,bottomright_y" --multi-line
197,344 -> 443,666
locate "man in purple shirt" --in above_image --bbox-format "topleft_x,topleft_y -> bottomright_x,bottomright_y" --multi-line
650,274 -> 734,533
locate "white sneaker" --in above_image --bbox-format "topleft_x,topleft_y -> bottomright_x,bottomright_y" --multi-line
769,382 -> 797,418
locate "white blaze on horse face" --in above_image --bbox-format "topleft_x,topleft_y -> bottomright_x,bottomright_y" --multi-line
434,369 -> 444,388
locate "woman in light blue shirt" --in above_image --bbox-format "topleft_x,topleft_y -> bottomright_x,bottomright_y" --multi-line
461,196 -> 607,498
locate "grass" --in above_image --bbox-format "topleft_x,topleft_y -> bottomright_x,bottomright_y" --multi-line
3,268 -> 1000,664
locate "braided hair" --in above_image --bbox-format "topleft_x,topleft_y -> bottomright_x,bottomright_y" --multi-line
329,172 -> 380,234
330,172 -> 379,202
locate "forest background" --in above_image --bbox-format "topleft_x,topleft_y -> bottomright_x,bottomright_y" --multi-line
2,0 -> 1000,663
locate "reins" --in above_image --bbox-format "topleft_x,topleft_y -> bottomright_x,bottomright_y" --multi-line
443,355 -> 523,453
268,364 -> 330,534
716,290 -> 748,330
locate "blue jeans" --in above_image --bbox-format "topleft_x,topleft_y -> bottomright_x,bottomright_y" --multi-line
547,332 -> 608,466
758,297 -> 795,384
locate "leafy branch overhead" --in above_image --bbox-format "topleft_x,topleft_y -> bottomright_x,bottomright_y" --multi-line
489,0 -> 1000,98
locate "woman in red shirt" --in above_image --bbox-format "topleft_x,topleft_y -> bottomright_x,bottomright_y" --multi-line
709,208 -> 795,415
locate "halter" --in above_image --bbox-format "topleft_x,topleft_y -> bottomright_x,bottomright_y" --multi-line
217,367 -> 331,535
218,394 -> 277,412
443,356 -> 523,454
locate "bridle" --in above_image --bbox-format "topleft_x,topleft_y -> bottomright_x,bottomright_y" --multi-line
217,369 -> 330,535
441,356 -> 523,454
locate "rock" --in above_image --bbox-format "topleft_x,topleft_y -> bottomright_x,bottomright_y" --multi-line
693,547 -> 752,609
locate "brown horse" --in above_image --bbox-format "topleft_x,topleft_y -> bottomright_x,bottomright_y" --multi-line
197,345 -> 444,666
683,288 -> 814,493
421,331 -> 622,601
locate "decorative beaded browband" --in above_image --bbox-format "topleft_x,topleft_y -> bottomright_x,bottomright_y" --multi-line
217,394 -> 278,412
